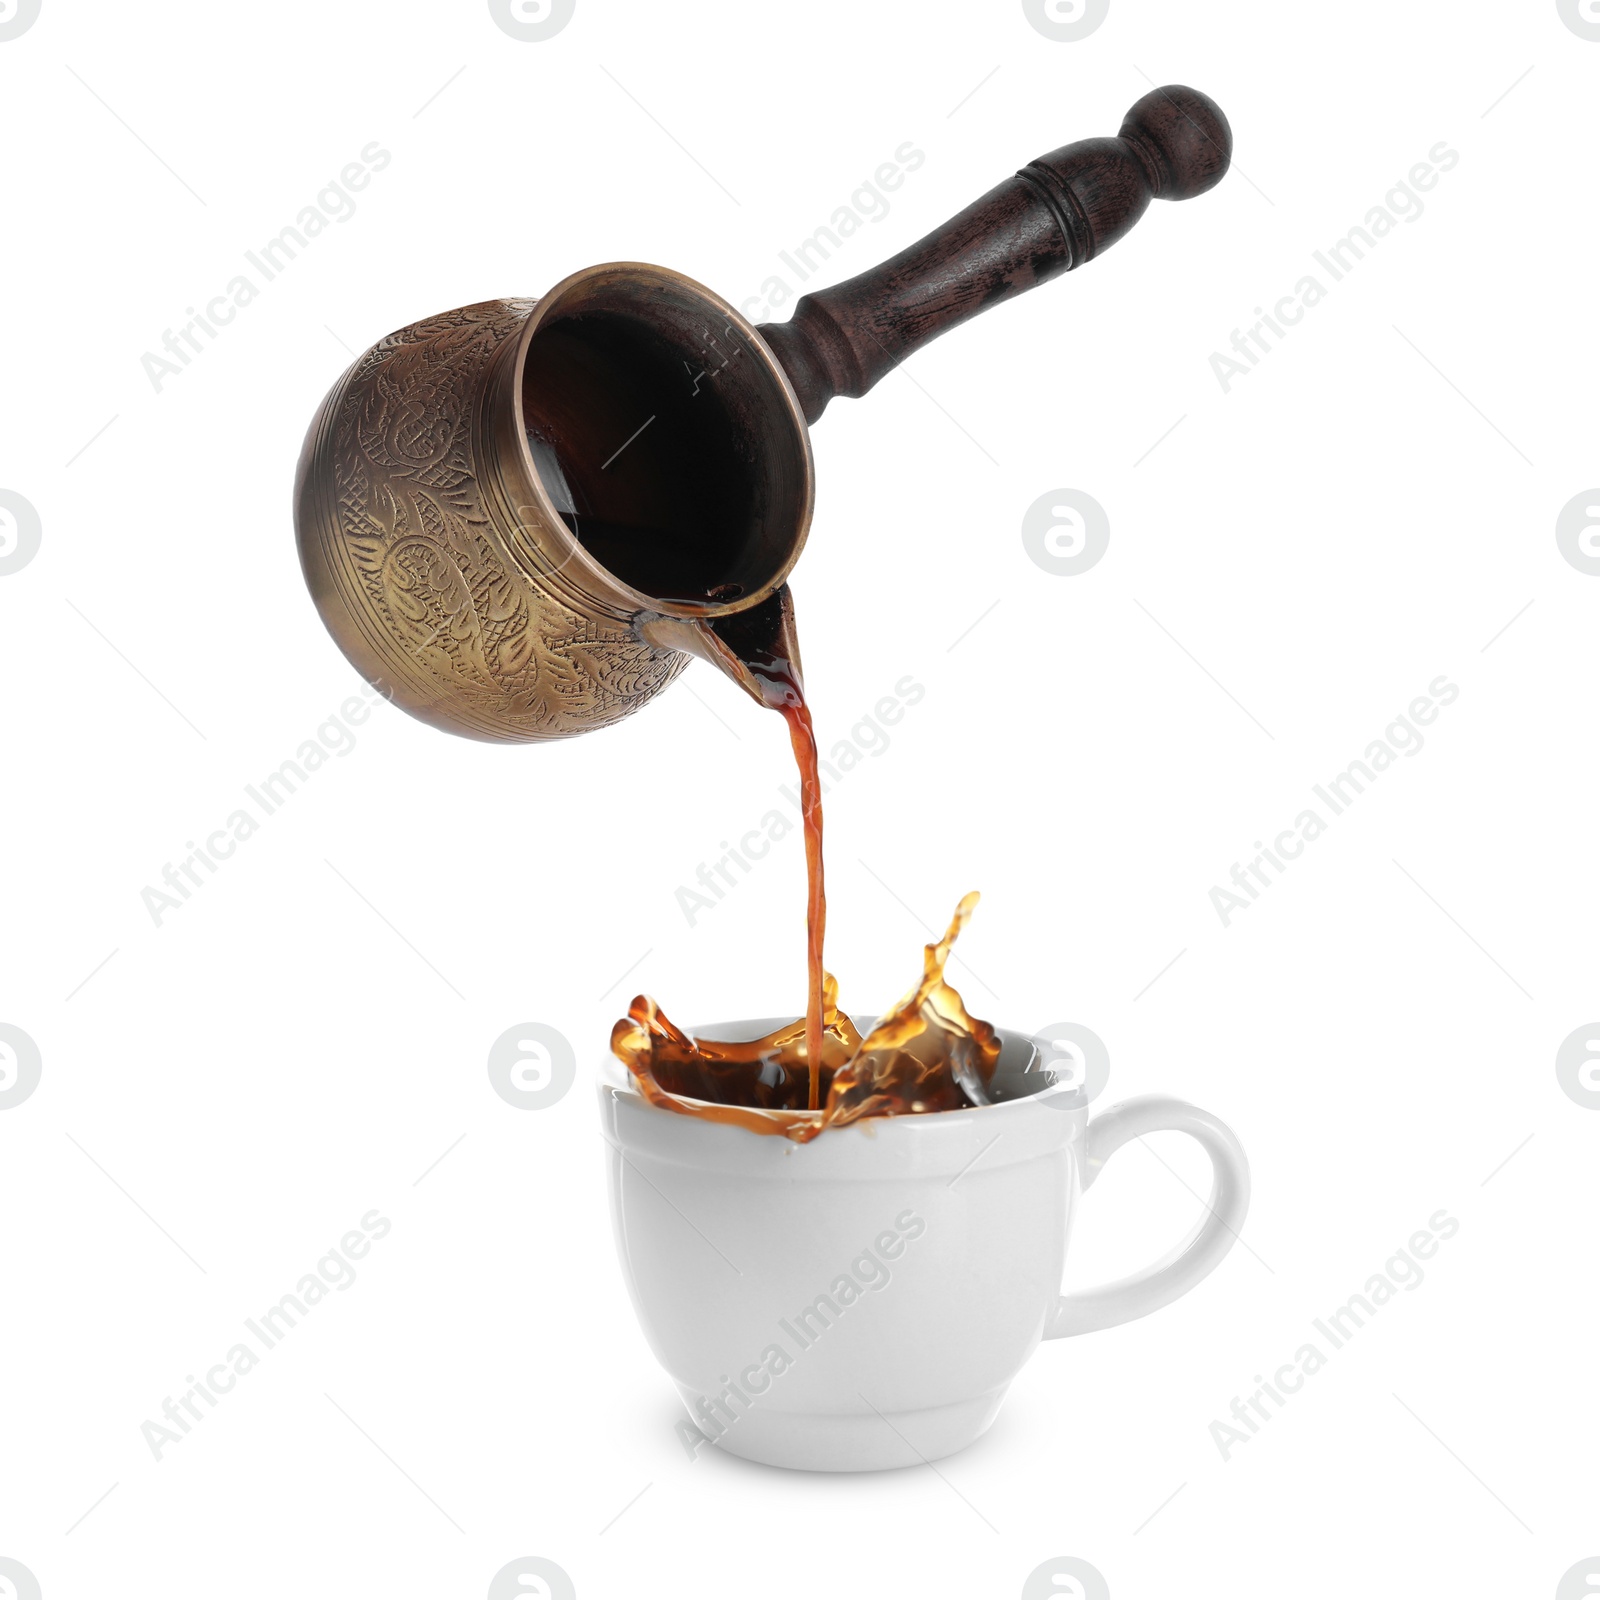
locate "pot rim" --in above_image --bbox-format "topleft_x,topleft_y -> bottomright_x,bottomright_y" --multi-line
508,260 -> 817,622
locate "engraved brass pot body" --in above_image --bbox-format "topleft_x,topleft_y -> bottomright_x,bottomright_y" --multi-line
295,264 -> 815,742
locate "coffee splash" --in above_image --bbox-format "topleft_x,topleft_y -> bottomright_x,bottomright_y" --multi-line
611,891 -> 1001,1144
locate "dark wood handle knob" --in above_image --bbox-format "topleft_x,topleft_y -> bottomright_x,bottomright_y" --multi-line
756,85 -> 1231,423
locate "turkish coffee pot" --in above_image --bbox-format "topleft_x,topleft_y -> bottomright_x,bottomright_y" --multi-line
294,86 -> 1231,740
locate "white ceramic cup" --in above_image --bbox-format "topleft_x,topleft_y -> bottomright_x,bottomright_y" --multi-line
598,1019 -> 1250,1472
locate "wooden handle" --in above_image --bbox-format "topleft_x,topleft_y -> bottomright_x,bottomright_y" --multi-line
756,85 -> 1231,423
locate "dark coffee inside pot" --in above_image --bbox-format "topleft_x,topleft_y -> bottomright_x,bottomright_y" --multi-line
520,278 -> 807,607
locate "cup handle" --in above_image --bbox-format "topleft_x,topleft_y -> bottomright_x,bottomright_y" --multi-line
1045,1094 -> 1251,1339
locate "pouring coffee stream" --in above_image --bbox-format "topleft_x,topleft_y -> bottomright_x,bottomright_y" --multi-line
615,577 -> 998,1130
293,87 -> 1232,1125
637,588 -> 831,1110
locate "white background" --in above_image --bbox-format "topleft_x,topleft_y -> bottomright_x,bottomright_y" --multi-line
2,2 -> 1597,1596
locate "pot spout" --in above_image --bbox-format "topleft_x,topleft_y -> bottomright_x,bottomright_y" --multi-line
636,585 -> 804,711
